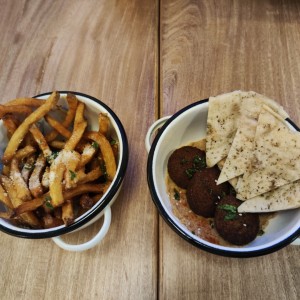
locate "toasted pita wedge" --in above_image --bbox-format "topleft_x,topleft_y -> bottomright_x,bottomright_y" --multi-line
236,106 -> 300,200
238,180 -> 300,212
206,91 -> 288,168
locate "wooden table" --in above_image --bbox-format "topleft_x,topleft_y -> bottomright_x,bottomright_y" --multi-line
0,1 -> 299,299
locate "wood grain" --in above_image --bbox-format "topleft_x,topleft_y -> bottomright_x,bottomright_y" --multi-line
160,0 -> 300,299
0,1 -> 158,299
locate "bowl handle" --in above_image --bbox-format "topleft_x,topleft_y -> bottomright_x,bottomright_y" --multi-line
52,206 -> 111,252
145,116 -> 171,153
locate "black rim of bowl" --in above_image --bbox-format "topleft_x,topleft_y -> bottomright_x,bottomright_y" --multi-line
147,99 -> 300,258
0,91 -> 129,239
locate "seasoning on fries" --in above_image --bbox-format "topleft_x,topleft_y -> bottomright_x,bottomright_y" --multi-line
0,92 -> 118,229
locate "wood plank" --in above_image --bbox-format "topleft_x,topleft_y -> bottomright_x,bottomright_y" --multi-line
160,0 -> 300,299
0,1 -> 158,299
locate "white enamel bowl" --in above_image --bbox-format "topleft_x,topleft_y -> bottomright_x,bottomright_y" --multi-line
0,91 -> 129,251
146,99 -> 300,257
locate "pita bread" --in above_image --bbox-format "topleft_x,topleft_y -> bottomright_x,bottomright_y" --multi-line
206,91 -> 288,169
236,106 -> 300,200
238,180 -> 300,212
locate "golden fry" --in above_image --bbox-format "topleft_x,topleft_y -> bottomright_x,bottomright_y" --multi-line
41,166 -> 50,188
10,158 -> 32,202
14,184 -> 105,216
45,93 -> 78,142
45,115 -> 71,139
98,113 -> 110,137
2,91 -> 59,164
2,115 -> 18,138
77,143 -> 96,169
29,124 -> 52,158
63,150 -> 80,189
5,98 -> 46,107
78,168 -> 102,184
49,158 -> 65,207
62,200 -> 74,225
64,102 -> 87,151
49,140 -> 65,149
0,182 -> 13,209
84,131 -> 116,180
0,104 -> 32,118
1,175 -> 40,227
29,154 -> 46,198
2,165 -> 10,176
0,211 -> 14,219
21,154 -> 36,183
15,145 -> 36,161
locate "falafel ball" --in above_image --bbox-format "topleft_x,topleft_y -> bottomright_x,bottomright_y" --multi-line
167,146 -> 206,189
186,167 -> 230,218
214,195 -> 260,245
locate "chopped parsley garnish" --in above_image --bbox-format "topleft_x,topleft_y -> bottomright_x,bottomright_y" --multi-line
218,204 -> 237,221
186,168 -> 196,178
110,139 -> 117,145
44,195 -> 53,210
46,151 -> 59,164
184,155 -> 206,179
69,170 -> 76,180
174,189 -> 180,200
99,161 -> 107,182
91,141 -> 99,149
193,155 -> 206,168
24,163 -> 33,170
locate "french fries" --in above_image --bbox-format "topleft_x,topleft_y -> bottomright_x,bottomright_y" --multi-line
2,91 -> 59,164
0,92 -> 118,228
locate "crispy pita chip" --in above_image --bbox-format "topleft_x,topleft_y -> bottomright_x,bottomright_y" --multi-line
206,91 -> 289,168
236,106 -> 300,200
238,180 -> 300,212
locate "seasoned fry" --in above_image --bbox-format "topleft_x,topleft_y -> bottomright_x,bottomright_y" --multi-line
21,154 -> 36,183
4,98 -> 46,107
0,211 -> 14,219
41,166 -> 50,188
0,175 -> 40,227
78,168 -> 102,184
10,158 -> 32,202
49,157 -> 65,207
98,113 -> 110,137
2,91 -> 59,164
0,92 -> 118,228
29,124 -> 52,158
84,131 -> 117,180
15,145 -> 36,161
29,154 -> 46,198
63,150 -> 80,189
0,104 -> 32,118
45,93 -> 78,142
45,115 -> 72,139
49,140 -> 65,149
64,102 -> 87,151
2,114 -> 18,138
0,182 -> 13,209
77,143 -> 96,169
62,200 -> 74,226
2,165 -> 10,176
14,184 -> 106,216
